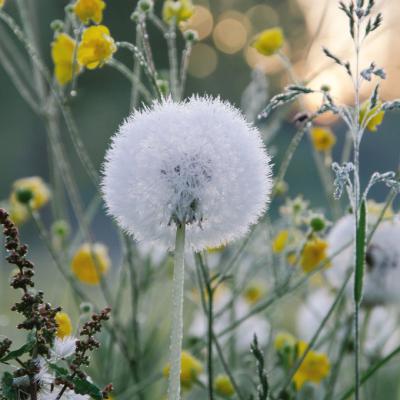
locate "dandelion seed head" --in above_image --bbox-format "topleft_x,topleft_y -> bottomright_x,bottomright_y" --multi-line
102,96 -> 272,251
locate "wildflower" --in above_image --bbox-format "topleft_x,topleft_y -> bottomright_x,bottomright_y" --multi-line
293,341 -> 330,389
77,25 -> 116,69
51,33 -> 80,86
10,176 -> 50,211
162,0 -> 194,24
71,243 -> 110,284
251,28 -> 284,56
310,127 -> 336,152
74,0 -> 106,25
163,351 -> 203,389
327,214 -> 400,305
9,201 -> 29,225
243,282 -> 265,305
55,312 -> 73,339
51,337 -> 77,360
102,97 -> 272,251
301,237 -> 329,273
360,100 -> 385,132
274,331 -> 296,351
0,0 -> 5,8
214,374 -> 235,397
272,230 -> 289,253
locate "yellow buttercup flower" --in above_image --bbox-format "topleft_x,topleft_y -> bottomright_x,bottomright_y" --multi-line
293,341 -> 330,390
51,33 -> 80,86
9,202 -> 29,225
359,100 -> 385,132
162,0 -> 194,24
55,312 -> 73,339
74,0 -> 106,25
274,331 -> 296,351
77,25 -> 116,69
252,28 -> 284,56
310,127 -> 336,152
214,374 -> 235,397
71,243 -> 110,284
272,230 -> 289,253
0,0 -> 5,8
300,237 -> 329,273
163,351 -> 203,389
243,282 -> 265,305
10,176 -> 50,211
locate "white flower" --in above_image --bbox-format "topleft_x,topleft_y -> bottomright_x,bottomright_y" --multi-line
102,96 -> 272,251
326,214 -> 400,305
51,336 -> 77,360
297,288 -> 400,356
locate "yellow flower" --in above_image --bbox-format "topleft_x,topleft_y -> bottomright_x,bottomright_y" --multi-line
243,282 -> 265,305
162,0 -> 194,24
359,100 -> 385,132
9,202 -> 29,225
71,243 -> 110,284
274,331 -> 296,351
0,0 -> 5,8
310,127 -> 336,152
77,25 -> 116,69
55,312 -> 73,339
272,230 -> 289,253
163,351 -> 203,389
214,374 -> 235,397
300,237 -> 329,273
51,33 -> 80,86
74,0 -> 106,25
207,244 -> 225,253
293,341 -> 330,390
10,176 -> 50,211
252,28 -> 284,56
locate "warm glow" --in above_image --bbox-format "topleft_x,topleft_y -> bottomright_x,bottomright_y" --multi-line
296,0 -> 400,102
244,45 -> 289,75
188,43 -> 218,78
184,5 -> 213,40
213,18 -> 248,54
245,5 -> 279,33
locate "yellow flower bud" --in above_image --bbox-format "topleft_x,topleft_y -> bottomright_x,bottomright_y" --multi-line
252,28 -> 284,56
300,237 -> 329,273
55,312 -> 73,339
74,0 -> 106,25
310,127 -> 336,152
10,177 -> 50,211
214,374 -> 235,397
71,243 -> 110,285
274,331 -> 296,351
359,100 -> 385,132
162,0 -> 194,24
272,230 -> 289,253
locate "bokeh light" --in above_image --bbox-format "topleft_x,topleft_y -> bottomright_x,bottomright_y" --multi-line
184,5 -> 214,40
188,43 -> 218,78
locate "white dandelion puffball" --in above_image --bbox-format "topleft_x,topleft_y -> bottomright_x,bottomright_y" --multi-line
326,214 -> 400,305
102,96 -> 272,250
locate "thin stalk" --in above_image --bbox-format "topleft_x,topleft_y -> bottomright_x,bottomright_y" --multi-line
168,222 -> 186,400
166,20 -> 179,100
131,24 -> 143,109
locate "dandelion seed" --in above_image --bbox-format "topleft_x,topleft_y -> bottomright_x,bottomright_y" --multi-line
102,96 -> 272,251
77,25 -> 116,69
51,33 -> 80,86
251,28 -> 284,57
55,312 -> 73,339
71,243 -> 110,285
74,0 -> 106,25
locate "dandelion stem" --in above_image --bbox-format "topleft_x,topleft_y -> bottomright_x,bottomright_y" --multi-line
168,222 -> 186,400
166,20 -> 179,100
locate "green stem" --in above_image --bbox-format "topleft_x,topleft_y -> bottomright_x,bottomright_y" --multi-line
168,222 -> 186,400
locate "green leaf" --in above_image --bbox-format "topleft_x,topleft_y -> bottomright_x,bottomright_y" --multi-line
1,372 -> 17,400
354,200 -> 367,304
72,377 -> 103,400
0,340 -> 35,363
48,363 -> 69,378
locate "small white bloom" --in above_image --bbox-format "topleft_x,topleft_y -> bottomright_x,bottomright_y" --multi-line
51,336 -> 77,360
102,96 -> 272,250
326,214 -> 400,305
